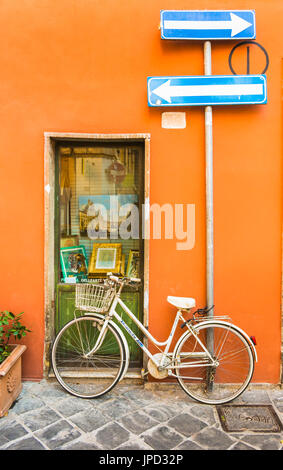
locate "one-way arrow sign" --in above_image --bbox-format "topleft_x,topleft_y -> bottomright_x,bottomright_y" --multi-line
147,75 -> 267,107
161,10 -> 256,40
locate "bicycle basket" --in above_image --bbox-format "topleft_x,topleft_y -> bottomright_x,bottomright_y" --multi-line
75,283 -> 116,313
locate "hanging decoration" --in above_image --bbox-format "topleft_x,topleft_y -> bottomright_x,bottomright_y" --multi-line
105,150 -> 126,184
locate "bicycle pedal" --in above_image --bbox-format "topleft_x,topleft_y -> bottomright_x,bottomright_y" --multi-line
141,368 -> 149,378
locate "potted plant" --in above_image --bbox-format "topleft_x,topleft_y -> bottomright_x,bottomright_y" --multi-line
0,311 -> 31,417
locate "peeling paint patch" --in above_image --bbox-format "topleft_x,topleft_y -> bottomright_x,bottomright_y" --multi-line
162,112 -> 186,129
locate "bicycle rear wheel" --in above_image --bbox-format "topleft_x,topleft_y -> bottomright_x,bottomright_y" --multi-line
175,322 -> 254,405
52,316 -> 126,398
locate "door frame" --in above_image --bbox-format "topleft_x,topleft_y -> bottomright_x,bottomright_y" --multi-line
43,132 -> 150,378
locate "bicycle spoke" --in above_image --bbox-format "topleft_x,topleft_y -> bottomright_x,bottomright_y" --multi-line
175,323 -> 254,404
52,317 -> 125,398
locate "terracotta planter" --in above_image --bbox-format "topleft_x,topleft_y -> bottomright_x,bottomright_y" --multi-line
0,344 -> 26,417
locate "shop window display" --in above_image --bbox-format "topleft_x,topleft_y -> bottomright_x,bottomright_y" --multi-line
58,143 -> 144,283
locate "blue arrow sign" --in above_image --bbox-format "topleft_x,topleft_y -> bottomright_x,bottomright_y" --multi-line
147,75 -> 267,107
161,10 -> 256,40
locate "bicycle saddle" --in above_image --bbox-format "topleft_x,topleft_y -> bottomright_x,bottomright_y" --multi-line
167,296 -> 196,309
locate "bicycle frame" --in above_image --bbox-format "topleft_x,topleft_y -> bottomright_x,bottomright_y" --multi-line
53,280 -> 257,403
84,293 -> 216,370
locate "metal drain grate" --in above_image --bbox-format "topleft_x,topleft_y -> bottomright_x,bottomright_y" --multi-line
217,405 -> 283,433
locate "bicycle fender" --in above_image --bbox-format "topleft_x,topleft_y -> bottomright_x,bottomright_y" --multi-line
173,320 -> 257,362
86,313 -> 130,381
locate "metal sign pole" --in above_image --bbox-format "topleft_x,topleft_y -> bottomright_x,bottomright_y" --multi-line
204,41 -> 215,390
204,41 -> 214,317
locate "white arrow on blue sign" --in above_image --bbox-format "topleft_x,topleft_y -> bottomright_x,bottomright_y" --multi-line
161,10 -> 256,40
147,75 -> 267,107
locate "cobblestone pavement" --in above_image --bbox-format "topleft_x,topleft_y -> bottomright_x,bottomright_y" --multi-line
0,380 -> 282,451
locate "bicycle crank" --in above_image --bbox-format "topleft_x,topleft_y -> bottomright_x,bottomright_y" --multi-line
147,353 -> 171,379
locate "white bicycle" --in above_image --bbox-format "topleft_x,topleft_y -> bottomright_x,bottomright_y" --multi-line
52,274 -> 257,405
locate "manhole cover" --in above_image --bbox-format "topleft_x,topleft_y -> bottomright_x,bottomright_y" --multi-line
217,405 -> 283,433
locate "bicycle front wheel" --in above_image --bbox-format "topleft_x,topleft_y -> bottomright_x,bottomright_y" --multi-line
175,322 -> 254,405
52,316 -> 126,398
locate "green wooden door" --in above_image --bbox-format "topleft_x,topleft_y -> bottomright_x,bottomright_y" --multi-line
56,285 -> 143,365
114,291 -> 142,363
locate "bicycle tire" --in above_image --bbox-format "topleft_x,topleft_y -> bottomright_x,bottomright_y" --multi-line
174,321 -> 254,405
52,315 -> 126,398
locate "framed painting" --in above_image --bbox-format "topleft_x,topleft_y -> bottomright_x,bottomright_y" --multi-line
126,250 -> 140,278
60,235 -> 79,248
88,243 -> 122,275
60,245 -> 88,282
79,194 -> 138,237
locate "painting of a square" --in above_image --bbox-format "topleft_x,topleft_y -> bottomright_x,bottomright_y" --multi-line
79,194 -> 138,236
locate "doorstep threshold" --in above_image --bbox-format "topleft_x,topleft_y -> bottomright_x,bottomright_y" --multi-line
48,368 -> 142,380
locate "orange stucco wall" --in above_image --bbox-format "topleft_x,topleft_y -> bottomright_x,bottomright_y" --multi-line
0,0 -> 282,382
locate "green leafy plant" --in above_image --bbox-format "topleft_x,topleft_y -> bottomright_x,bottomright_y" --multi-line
0,311 -> 31,364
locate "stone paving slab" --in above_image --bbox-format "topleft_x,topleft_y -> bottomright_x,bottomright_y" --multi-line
141,424 -> 184,450
119,410 -> 160,435
0,380 -> 282,451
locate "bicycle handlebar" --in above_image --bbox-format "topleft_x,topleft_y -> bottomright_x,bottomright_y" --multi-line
107,273 -> 141,284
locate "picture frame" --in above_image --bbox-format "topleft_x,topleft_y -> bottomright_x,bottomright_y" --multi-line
120,254 -> 125,276
88,243 -> 122,275
79,195 -> 138,237
88,253 -> 125,279
126,250 -> 140,278
60,235 -> 79,248
60,245 -> 88,282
